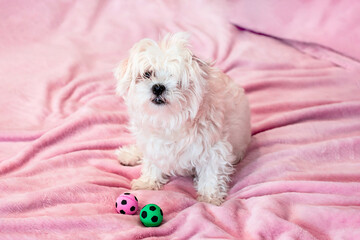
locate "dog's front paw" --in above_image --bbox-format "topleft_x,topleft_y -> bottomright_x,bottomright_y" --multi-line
131,178 -> 162,190
115,145 -> 142,166
197,194 -> 225,206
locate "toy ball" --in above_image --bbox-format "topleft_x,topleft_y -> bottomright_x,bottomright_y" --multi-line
115,193 -> 139,215
140,204 -> 163,227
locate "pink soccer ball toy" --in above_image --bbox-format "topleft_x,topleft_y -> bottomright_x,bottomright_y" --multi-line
115,193 -> 139,215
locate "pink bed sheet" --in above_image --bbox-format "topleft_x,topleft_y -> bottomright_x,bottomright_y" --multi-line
1,1 -> 360,239
227,0 -> 360,62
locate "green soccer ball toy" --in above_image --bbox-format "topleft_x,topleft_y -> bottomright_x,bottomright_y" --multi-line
140,204 -> 163,227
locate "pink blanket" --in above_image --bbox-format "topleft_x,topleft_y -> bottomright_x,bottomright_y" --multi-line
1,1 -> 360,239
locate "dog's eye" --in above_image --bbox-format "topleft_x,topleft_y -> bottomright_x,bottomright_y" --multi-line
143,71 -> 152,79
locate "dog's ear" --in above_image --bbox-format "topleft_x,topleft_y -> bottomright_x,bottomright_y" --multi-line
114,58 -> 131,97
192,55 -> 211,78
192,55 -> 208,68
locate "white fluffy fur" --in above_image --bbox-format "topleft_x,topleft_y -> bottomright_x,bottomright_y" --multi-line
114,33 -> 251,205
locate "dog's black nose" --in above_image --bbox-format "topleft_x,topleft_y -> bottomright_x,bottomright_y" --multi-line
152,84 -> 166,96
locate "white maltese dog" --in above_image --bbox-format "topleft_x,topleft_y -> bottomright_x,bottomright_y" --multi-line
114,33 -> 251,205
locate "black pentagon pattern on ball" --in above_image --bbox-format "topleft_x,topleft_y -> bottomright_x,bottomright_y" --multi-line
124,193 -> 130,195
134,196 -> 138,202
150,206 -> 156,211
141,211 -> 147,218
115,202 -> 117,208
121,200 -> 127,205
130,206 -> 135,211
151,216 -> 158,222
120,210 -> 125,214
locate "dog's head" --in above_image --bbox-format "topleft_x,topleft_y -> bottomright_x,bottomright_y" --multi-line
115,33 -> 209,129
